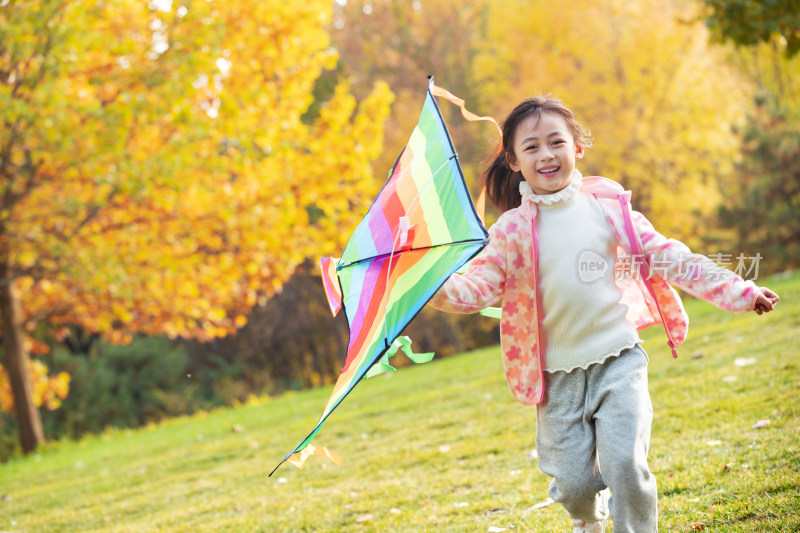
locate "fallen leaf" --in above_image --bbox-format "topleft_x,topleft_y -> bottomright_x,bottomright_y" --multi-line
722,376 -> 738,383
488,527 -> 506,533
487,508 -> 506,516
355,514 -> 373,524
390,508 -> 401,514
231,424 -> 244,433
753,419 -> 770,429
706,440 -> 723,447
692,525 -> 706,530
734,357 -> 756,367
454,502 -> 470,508
527,497 -> 555,511
276,477 -> 288,484
510,469 -> 522,476
438,444 -> 451,453
692,352 -> 704,359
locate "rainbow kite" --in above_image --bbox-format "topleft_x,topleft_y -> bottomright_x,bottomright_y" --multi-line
270,79 -> 490,475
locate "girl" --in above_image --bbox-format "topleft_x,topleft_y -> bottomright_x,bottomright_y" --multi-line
428,97 -> 779,533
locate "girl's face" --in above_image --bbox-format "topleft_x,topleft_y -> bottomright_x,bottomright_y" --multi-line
508,111 -> 583,195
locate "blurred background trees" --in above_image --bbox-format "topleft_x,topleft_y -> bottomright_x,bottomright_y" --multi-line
705,0 -> 800,268
0,0 -> 391,453
1,0 -> 796,458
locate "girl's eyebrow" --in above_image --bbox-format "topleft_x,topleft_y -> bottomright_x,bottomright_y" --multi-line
520,131 -> 566,144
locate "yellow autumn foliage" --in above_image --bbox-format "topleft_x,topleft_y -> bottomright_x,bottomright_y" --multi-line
475,0 -> 748,248
0,360 -> 70,413
1,0 -> 394,344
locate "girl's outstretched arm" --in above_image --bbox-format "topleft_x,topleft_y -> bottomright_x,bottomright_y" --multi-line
631,210 -> 769,313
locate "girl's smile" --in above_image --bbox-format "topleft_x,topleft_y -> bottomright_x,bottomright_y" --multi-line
538,165 -> 560,177
507,111 -> 583,195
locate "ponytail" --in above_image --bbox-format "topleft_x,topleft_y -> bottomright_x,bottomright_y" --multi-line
482,151 -> 523,213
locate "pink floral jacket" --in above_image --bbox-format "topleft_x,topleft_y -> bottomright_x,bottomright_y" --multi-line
429,176 -> 758,405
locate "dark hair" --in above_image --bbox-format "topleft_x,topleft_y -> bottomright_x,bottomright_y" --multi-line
483,96 -> 592,212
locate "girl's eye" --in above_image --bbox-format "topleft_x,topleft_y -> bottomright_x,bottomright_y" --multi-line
525,145 -> 538,151
552,140 -> 565,146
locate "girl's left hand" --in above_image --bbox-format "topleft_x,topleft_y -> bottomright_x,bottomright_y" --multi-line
754,287 -> 780,315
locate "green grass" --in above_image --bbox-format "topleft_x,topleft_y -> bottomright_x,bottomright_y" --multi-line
1,272 -> 799,532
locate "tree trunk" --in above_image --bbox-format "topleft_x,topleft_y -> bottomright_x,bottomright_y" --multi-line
0,280 -> 44,453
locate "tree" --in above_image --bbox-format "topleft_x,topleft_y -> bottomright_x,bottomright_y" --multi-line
0,358 -> 69,413
0,0 -> 392,452
709,26 -> 800,271
717,95 -> 800,270
703,0 -> 800,56
330,0 -> 497,198
473,0 -> 748,247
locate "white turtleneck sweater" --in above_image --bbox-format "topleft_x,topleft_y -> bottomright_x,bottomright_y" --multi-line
521,172 -> 641,373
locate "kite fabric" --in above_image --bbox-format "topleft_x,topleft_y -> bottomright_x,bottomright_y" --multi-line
270,78 -> 490,476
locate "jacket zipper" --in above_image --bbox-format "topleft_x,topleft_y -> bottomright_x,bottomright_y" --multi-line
617,194 -> 679,358
531,218 -> 545,402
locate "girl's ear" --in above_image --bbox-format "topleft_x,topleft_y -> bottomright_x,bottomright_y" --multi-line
575,144 -> 584,160
506,153 -> 521,172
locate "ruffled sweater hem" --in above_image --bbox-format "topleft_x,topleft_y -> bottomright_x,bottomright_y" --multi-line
543,339 -> 643,374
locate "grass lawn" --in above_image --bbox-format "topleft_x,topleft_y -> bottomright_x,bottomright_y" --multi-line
1,271 -> 799,532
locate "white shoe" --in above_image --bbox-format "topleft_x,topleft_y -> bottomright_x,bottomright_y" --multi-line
572,518 -> 606,533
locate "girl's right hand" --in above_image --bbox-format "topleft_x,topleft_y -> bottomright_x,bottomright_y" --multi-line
753,287 -> 780,315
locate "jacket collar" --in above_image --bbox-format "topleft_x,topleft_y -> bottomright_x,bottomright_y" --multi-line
579,175 -> 626,196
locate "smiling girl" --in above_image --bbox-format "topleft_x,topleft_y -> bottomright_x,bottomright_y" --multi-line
428,96 -> 779,532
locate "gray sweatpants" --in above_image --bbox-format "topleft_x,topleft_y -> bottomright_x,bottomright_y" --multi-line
535,345 -> 658,532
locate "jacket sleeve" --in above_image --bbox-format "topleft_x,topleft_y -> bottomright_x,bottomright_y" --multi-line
428,220 -> 507,314
632,211 -> 758,313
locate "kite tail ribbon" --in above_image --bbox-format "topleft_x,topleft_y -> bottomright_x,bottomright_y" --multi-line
429,83 -> 501,137
366,336 -> 434,378
286,443 -> 343,471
